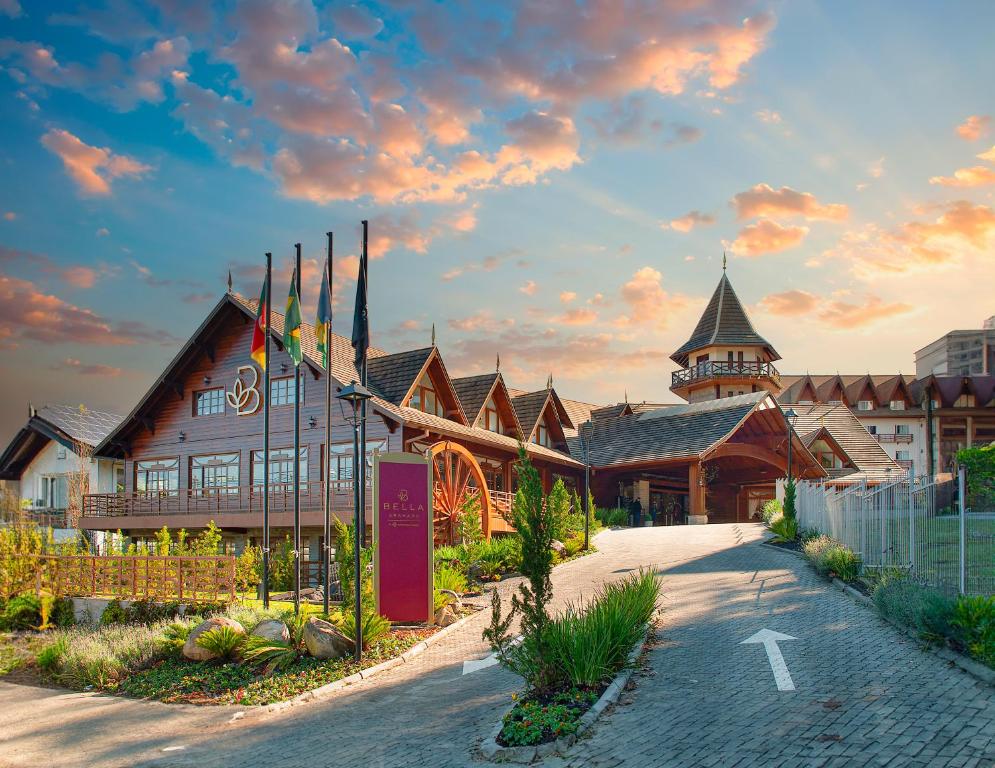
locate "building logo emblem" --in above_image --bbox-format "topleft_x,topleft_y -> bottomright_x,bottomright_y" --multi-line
398,489 -> 409,502
226,365 -> 261,416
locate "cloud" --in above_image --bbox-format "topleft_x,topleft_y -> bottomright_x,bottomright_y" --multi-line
732,183 -> 848,221
54,358 -> 124,377
956,115 -> 991,141
665,210 -> 715,233
554,308 -> 598,326
0,246 -> 105,288
559,291 -> 576,303
95,227 -> 110,237
447,311 -> 514,333
729,219 -> 809,256
928,165 -> 995,187
182,291 -> 215,304
442,248 -> 524,282
617,266 -> 690,327
754,109 -> 782,124
817,296 -> 913,329
0,0 -> 22,18
0,273 -> 178,347
329,4 -> 383,38
757,289 -> 819,316
868,157 -> 885,179
519,280 -> 537,296
978,146 -> 995,162
3,212 -> 16,221
41,129 -> 151,196
666,123 -> 702,147
589,96 -> 663,146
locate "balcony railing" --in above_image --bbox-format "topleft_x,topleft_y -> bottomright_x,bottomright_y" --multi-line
83,480 -> 371,519
874,433 -> 914,444
671,360 -> 780,389
1,507 -> 68,528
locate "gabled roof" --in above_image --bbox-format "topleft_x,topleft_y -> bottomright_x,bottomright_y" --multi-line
671,272 -> 779,367
367,347 -> 434,405
790,404 -> 903,479
451,373 -> 500,424
511,388 -> 574,441
0,404 -> 122,479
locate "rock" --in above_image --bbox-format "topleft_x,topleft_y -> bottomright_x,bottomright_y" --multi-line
434,603 -> 459,627
182,617 -> 246,661
551,539 -> 567,556
252,619 -> 290,644
302,617 -> 353,659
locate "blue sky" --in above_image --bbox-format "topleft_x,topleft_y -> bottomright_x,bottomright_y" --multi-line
0,0 -> 993,442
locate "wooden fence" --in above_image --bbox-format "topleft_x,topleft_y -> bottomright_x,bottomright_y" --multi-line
2,554 -> 237,602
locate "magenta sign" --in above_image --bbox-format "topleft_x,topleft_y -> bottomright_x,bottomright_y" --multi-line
374,452 -> 433,624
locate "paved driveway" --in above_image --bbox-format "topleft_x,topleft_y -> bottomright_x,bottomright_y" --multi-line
0,524 -> 992,768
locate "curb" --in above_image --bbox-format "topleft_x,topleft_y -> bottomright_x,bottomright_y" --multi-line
479,626 -> 651,764
250,608 -> 480,717
760,539 -> 994,687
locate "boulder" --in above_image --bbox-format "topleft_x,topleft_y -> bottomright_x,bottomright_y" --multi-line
182,617 -> 246,661
303,617 -> 353,659
434,603 -> 459,627
252,619 -> 290,644
551,539 -> 567,556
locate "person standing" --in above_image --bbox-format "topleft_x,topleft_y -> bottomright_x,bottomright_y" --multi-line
631,497 -> 642,528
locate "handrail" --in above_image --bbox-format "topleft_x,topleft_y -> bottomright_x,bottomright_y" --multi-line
671,360 -> 780,388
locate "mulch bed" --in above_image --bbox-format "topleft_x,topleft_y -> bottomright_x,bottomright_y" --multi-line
765,538 -> 803,552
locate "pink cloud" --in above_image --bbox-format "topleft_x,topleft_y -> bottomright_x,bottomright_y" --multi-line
929,165 -> 995,187
732,183 -> 848,221
560,291 -> 577,303
519,280 -> 537,296
665,210 -> 715,233
956,115 -> 991,141
817,296 -> 913,329
757,289 -> 819,316
617,266 -> 691,328
554,308 -> 598,326
55,358 -> 124,377
41,129 -> 151,196
729,219 -> 809,256
0,246 -> 105,288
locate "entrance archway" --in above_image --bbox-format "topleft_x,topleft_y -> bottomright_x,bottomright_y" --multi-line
429,441 -> 493,545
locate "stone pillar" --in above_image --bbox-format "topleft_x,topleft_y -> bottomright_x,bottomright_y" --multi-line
687,462 -> 708,524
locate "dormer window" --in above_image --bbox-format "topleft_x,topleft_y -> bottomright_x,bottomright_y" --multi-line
857,400 -> 873,411
479,396 -> 503,433
889,400 -> 906,411
534,419 -> 551,448
810,439 -> 843,469
410,372 -> 445,417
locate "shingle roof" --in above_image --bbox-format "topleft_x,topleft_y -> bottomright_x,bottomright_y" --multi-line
366,347 -> 434,405
671,273 -> 779,366
451,373 -> 500,423
34,404 -> 123,447
512,390 -> 553,439
790,404 -> 903,479
587,392 -> 767,467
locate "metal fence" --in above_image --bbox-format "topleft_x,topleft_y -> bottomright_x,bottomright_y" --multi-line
795,468 -> 994,596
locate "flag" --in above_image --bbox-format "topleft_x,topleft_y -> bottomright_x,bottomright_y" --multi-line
351,249 -> 368,370
284,269 -> 303,367
250,279 -> 268,367
314,258 -> 332,368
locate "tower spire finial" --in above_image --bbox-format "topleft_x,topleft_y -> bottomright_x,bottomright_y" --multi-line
227,268 -> 233,293
496,353 -> 500,372
431,322 -> 436,347
722,251 -> 727,272
547,372 -> 553,390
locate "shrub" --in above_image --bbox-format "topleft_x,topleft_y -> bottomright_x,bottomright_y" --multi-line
950,595 -> 995,667
547,479 -> 572,542
802,534 -> 835,571
768,514 -> 798,542
100,599 -> 128,626
195,625 -> 245,662
474,536 -> 522,579
434,563 -> 467,595
42,621 -> 173,689
242,613 -> 305,673
543,570 -> 659,688
1,594 -> 41,630
456,495 -> 483,547
873,579 -> 955,644
338,609 -> 389,650
783,479 -> 797,521
595,507 -> 626,528
36,635 -> 67,673
161,621 -> 193,654
234,544 -> 263,593
563,532 -> 585,557
760,499 -> 783,524
124,600 -> 182,625
50,596 -> 75,628
822,546 -> 861,582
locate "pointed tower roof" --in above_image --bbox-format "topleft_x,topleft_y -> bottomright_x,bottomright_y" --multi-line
670,272 -> 780,366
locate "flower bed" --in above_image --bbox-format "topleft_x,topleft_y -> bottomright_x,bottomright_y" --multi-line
499,688 -> 599,746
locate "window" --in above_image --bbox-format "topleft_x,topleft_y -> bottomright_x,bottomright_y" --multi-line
810,439 -> 842,469
38,475 -> 68,509
190,453 -> 240,494
896,424 -> 911,435
324,440 -> 387,482
409,372 -> 445,417
889,400 -> 906,411
56,446 -> 67,460
534,418 -> 552,448
727,391 -> 734,398
896,450 -> 911,462
271,374 -> 304,406
480,397 -> 503,433
695,354 -> 709,365
194,388 -> 225,416
252,448 -> 308,489
135,458 -> 179,496
857,400 -> 873,411
866,425 -> 877,434
954,394 -> 975,408
738,351 -> 744,363
727,351 -> 734,362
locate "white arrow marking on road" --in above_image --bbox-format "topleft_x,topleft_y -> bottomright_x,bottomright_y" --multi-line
462,636 -> 521,676
740,628 -> 797,691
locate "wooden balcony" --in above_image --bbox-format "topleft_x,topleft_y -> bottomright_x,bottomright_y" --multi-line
671,360 -> 780,392
875,433 -> 914,444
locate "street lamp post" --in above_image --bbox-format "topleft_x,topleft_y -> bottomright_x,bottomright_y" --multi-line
336,380 -> 373,663
580,419 -> 594,551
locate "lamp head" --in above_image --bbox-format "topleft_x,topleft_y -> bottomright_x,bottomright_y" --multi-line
336,380 -> 373,404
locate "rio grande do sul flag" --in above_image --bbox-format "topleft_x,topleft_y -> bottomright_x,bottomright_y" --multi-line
284,269 -> 303,367
250,279 -> 268,368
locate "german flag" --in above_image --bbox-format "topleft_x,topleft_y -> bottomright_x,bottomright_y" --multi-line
250,279 -> 268,367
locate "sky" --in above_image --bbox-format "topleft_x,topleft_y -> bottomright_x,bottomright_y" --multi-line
0,0 -> 993,445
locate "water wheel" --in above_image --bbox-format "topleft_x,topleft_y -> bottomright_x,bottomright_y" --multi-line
429,441 -> 492,545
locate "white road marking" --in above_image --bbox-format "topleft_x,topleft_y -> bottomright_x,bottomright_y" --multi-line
162,746 -> 187,752
462,636 -> 521,676
740,628 -> 798,691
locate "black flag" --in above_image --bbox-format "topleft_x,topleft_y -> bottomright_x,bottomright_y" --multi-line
351,232 -> 369,369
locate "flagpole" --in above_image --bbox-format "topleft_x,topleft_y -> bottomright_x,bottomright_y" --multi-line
359,220 -> 369,548
293,243 -> 302,616
323,231 -> 333,616
263,252 -> 272,609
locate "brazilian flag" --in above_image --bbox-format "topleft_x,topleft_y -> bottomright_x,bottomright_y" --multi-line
314,258 -> 332,368
284,269 -> 303,367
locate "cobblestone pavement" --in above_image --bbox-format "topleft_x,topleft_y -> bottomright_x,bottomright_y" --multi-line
1,524 -> 993,768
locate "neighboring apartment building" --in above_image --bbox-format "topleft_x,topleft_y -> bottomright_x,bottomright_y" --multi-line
915,316 -> 995,378
0,404 -> 123,541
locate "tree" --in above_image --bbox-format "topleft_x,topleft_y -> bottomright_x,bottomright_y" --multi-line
483,446 -> 558,692
783,479 -> 797,522
546,478 -> 571,541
